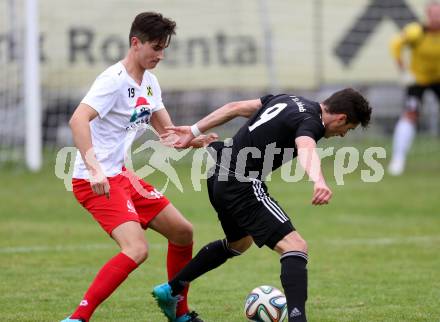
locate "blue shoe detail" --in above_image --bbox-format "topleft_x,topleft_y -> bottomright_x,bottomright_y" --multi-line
176,314 -> 191,322
60,317 -> 84,322
152,283 -> 178,321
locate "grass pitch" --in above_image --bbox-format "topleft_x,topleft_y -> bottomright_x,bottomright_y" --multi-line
0,138 -> 439,321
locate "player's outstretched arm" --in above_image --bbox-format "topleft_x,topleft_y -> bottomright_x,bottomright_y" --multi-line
295,136 -> 332,205
151,108 -> 218,148
160,127 -> 218,148
165,99 -> 262,148
187,133 -> 219,148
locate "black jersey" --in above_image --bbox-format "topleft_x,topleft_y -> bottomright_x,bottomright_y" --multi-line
210,94 -> 325,180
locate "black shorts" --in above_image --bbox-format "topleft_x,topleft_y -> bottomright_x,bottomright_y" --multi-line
207,174 -> 295,249
404,83 -> 440,112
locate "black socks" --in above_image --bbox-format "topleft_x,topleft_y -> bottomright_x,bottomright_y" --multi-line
169,239 -> 240,296
280,251 -> 308,322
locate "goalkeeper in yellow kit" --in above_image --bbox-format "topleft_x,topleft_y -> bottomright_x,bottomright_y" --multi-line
388,2 -> 440,175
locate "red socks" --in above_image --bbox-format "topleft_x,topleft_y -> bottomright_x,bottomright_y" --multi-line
70,252 -> 138,321
70,244 -> 192,321
167,242 -> 193,317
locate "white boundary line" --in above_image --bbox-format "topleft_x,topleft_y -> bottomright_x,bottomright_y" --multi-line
1,235 -> 438,254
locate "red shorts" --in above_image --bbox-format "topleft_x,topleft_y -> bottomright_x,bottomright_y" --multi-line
72,169 -> 170,235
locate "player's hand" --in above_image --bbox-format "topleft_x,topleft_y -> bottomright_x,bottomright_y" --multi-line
396,58 -> 405,71
89,167 -> 110,199
312,181 -> 332,205
161,126 -> 194,148
159,131 -> 181,147
189,132 -> 219,148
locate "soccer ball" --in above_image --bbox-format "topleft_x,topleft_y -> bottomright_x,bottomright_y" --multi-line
244,285 -> 287,322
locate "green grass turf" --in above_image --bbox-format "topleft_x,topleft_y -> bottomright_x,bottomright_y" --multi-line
0,138 -> 439,321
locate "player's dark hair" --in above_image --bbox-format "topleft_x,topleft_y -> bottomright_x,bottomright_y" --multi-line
129,12 -> 176,47
322,88 -> 372,127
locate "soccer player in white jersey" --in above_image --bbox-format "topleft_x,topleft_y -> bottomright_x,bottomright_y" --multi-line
61,12 -> 213,322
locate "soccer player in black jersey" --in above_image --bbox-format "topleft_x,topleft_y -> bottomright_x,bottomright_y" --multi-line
153,88 -> 372,322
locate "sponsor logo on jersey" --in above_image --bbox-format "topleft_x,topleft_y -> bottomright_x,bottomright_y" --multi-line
146,86 -> 153,96
126,97 -> 152,130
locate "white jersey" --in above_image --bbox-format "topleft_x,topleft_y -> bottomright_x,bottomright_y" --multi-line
73,61 -> 165,179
